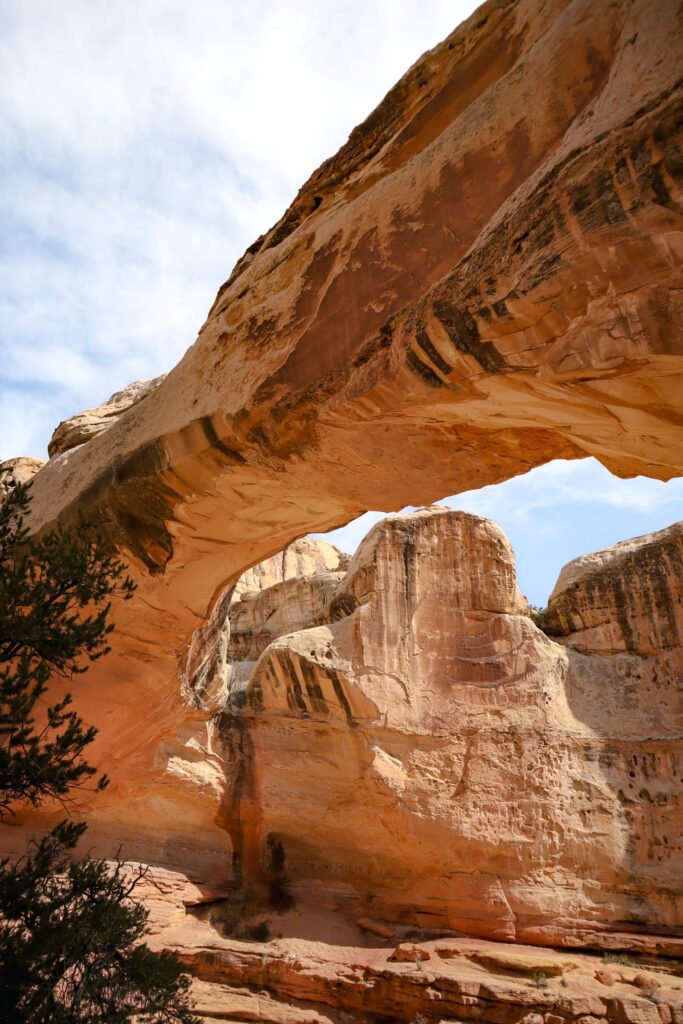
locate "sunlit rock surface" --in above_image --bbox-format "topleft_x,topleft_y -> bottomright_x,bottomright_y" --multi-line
0,456 -> 46,499
184,536 -> 346,714
213,508 -> 682,952
47,376 -> 165,458
158,926 -> 683,1024
547,523 -> 683,655
231,536 -> 347,604
2,0 -> 682,1016
9,0 -> 680,881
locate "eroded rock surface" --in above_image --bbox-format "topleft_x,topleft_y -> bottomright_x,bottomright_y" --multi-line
232,536 -> 347,604
47,376 -> 164,458
9,0 -> 680,893
547,523 -> 683,655
141,881 -> 683,1024
172,932 -> 683,1024
214,508 -> 682,951
2,1 -> 682,1013
0,456 -> 46,499
183,536 -> 346,713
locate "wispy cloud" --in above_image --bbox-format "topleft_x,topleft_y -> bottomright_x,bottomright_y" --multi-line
1,0 -> 477,459
449,459 -> 683,521
316,459 -> 683,605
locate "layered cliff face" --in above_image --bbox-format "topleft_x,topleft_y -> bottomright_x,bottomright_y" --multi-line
184,536 -> 347,714
1,2 -> 682,1014
546,523 -> 683,656
190,507 -> 681,954
155,507 -> 681,1021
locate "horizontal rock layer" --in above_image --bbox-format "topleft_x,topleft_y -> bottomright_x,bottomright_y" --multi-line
175,932 -> 683,1024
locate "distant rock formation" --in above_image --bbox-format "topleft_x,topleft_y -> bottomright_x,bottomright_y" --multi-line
231,535 -> 348,604
0,456 -> 46,499
547,523 -> 683,655
47,376 -> 164,457
184,536 -> 347,714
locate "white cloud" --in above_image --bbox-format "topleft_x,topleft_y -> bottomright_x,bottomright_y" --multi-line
1,0 -> 478,459
449,460 -> 683,520
312,459 -> 683,605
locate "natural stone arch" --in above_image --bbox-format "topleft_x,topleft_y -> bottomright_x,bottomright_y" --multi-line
10,0 -> 682,897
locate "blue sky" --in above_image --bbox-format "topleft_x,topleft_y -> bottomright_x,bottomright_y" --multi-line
314,460 -> 683,606
2,0 -> 681,604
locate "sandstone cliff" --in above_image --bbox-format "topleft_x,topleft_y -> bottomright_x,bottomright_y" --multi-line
546,523 -> 683,656
149,508 -> 683,1022
183,507 -> 682,954
2,0 -> 682,1017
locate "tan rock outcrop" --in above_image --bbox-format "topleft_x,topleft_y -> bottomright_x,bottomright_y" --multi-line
227,573 -> 343,690
218,508 -> 682,950
546,523 -> 683,655
0,456 -> 46,500
1,0 -> 681,995
231,536 -> 347,604
154,917 -> 683,1024
135,869 -> 683,1023
47,376 -> 164,458
183,536 -> 346,713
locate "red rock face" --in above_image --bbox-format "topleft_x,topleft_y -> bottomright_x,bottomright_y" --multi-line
2,0 -> 682,991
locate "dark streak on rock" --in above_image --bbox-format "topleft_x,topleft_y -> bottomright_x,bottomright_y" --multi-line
415,323 -> 452,376
282,652 -> 309,716
200,416 -> 247,464
298,658 -> 329,716
402,530 -> 417,599
433,299 -> 505,374
328,668 -> 356,727
215,712 -> 257,885
406,349 -> 443,388
329,590 -> 358,622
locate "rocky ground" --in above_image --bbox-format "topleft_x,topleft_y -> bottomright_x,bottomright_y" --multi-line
137,874 -> 683,1024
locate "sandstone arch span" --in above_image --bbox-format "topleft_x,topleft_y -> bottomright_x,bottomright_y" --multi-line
9,0 -> 682,917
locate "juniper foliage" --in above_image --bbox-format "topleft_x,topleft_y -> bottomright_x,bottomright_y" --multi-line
0,483 -> 197,1022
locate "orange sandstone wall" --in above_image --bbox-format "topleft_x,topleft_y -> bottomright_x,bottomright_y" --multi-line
2,0 -> 681,949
